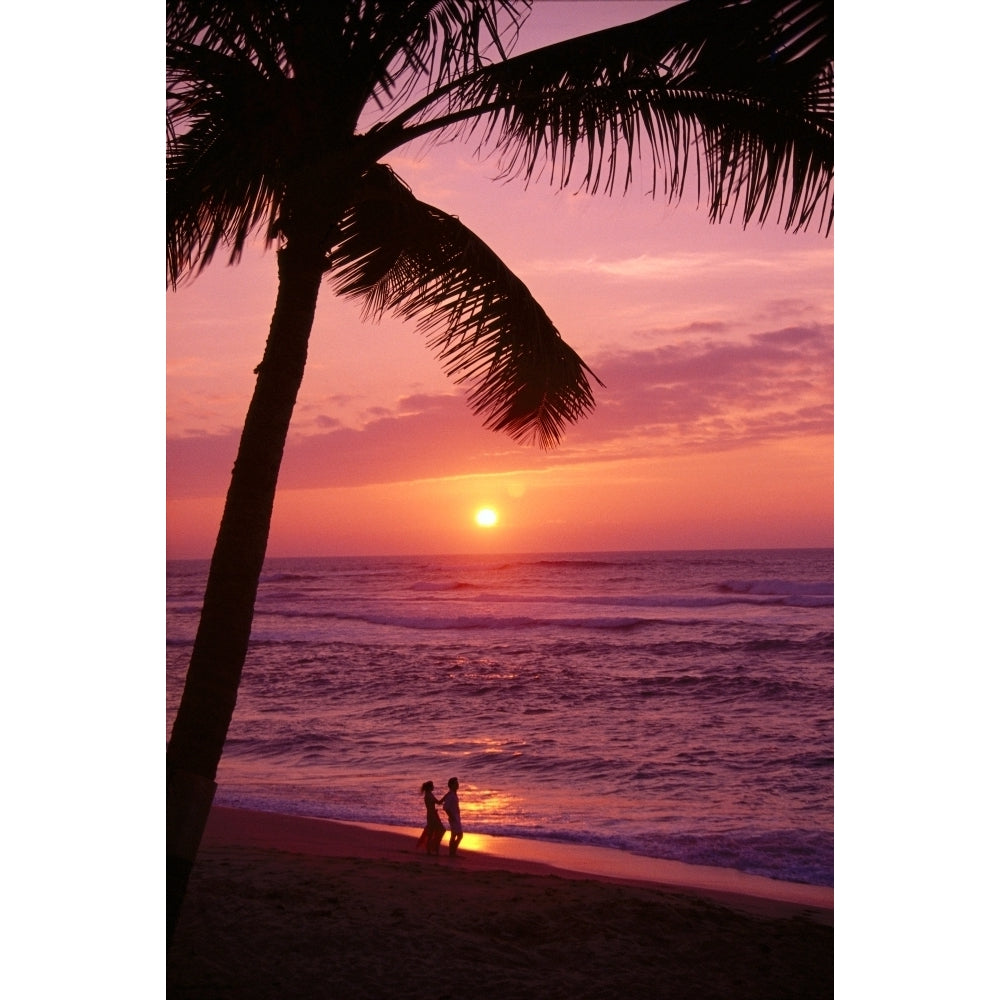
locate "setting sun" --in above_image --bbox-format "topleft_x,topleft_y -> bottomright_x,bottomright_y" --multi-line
474,507 -> 498,528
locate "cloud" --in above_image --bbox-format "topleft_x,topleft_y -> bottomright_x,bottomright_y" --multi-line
525,248 -> 830,281
168,393 -> 536,498
581,322 -> 833,448
168,321 -> 832,499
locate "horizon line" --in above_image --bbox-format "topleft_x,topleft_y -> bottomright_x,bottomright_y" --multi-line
167,544 -> 834,563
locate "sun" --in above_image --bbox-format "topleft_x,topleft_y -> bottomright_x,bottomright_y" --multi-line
474,507 -> 498,528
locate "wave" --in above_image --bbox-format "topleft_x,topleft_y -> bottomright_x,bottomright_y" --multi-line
249,597 -> 837,635
253,592 -> 833,629
632,671 -> 826,701
719,578 -> 833,597
183,591 -> 834,620
492,558 -> 623,571
336,611 -> 655,632
472,590 -> 832,610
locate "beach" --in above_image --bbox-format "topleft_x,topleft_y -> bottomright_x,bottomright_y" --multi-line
167,807 -> 833,999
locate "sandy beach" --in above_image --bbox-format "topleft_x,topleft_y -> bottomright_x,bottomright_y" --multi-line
167,806 -> 832,998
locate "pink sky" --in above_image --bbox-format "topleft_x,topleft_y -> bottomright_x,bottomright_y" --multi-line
166,1 -> 833,559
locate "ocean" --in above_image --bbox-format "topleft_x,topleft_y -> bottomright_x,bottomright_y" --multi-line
166,548 -> 833,888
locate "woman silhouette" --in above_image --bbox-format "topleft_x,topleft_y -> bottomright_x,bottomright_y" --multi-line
417,780 -> 445,855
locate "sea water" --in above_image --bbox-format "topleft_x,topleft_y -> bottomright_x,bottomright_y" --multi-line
166,549 -> 833,887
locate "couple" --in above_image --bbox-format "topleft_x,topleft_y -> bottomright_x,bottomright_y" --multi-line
418,777 -> 463,856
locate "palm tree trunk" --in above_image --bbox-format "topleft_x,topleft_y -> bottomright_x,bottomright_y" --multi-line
166,239 -> 325,946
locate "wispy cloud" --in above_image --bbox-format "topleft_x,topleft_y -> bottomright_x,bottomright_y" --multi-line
526,248 -> 830,280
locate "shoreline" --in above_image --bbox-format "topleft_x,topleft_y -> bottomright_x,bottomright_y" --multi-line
203,806 -> 833,923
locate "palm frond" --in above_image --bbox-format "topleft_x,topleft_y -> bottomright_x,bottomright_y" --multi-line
397,0 -> 833,234
327,165 -> 603,448
359,1 -> 529,110
167,19 -> 292,286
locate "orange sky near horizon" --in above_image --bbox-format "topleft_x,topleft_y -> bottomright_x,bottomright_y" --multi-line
166,1 -> 833,560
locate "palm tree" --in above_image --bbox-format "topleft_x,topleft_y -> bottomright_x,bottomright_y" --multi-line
166,0 -> 833,942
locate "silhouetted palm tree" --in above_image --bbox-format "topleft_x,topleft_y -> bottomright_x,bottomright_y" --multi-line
166,0 -> 832,942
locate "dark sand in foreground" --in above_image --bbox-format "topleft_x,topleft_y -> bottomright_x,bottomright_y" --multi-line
167,807 -> 832,999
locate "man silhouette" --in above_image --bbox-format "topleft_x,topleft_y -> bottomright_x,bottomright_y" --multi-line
441,777 -> 463,856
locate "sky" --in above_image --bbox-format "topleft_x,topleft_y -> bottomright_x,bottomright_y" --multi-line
166,1 -> 833,559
